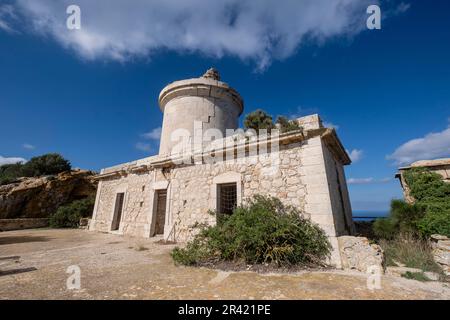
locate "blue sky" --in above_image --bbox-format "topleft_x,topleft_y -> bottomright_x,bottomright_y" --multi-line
1,0 -> 449,212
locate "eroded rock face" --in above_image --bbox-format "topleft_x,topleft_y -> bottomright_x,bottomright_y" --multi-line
431,234 -> 450,276
338,236 -> 385,273
0,170 -> 97,219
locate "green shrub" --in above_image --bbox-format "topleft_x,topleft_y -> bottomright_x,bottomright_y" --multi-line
22,153 -> 71,177
243,109 -> 275,133
0,153 -> 71,186
373,199 -> 426,239
49,197 -> 94,228
0,163 -> 24,185
417,209 -> 450,237
373,218 -> 397,240
405,168 -> 450,237
401,271 -> 431,282
404,168 -> 450,203
172,195 -> 331,267
373,168 -> 450,239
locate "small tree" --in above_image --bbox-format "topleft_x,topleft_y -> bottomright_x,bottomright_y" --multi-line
22,153 -> 71,177
243,109 -> 275,133
0,163 -> 24,185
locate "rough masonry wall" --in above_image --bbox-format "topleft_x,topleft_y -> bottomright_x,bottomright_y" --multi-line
165,139 -> 342,243
90,171 -> 154,237
322,143 -> 354,236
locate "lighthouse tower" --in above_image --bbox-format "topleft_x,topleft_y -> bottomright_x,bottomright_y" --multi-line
158,68 -> 244,155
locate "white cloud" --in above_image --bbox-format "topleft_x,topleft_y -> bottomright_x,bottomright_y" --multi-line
0,4 -> 19,33
346,149 -> 363,163
323,121 -> 339,130
11,0 -> 383,71
347,177 -> 391,185
141,127 -> 162,141
135,142 -> 152,152
22,143 -> 35,150
0,155 -> 27,166
387,124 -> 450,166
347,177 -> 373,184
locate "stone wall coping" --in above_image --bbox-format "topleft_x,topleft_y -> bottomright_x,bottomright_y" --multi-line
398,158 -> 450,170
94,126 -> 351,181
318,128 -> 352,165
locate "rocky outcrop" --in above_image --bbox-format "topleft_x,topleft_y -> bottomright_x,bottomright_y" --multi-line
430,234 -> 450,276
0,170 -> 97,219
338,236 -> 385,273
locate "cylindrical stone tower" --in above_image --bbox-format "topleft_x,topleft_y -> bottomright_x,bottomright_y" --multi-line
158,68 -> 244,155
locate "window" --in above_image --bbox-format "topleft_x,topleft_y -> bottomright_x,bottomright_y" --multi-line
217,183 -> 237,215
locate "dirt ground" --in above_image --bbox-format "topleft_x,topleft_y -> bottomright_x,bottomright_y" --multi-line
0,228 -> 449,300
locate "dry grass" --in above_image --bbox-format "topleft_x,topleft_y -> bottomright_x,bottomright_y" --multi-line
379,234 -> 442,274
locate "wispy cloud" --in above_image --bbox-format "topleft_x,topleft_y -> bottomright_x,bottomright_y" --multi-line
136,127 -> 161,153
347,177 -> 391,185
387,122 -> 450,166
347,177 -> 373,184
323,121 -> 339,130
10,0 -> 393,71
0,155 -> 26,165
135,142 -> 152,152
0,4 -> 19,34
22,143 -> 35,150
346,149 -> 363,163
394,2 -> 411,14
141,127 -> 162,141
288,106 -> 320,120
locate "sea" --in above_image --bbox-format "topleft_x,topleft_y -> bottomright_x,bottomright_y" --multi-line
352,210 -> 389,221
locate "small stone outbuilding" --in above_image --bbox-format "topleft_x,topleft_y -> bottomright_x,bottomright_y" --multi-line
396,158 -> 450,203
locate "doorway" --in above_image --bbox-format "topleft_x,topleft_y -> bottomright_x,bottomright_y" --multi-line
154,190 -> 167,235
111,193 -> 125,231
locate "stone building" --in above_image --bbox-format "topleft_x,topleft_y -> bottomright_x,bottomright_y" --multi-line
396,158 -> 450,203
89,69 -> 355,266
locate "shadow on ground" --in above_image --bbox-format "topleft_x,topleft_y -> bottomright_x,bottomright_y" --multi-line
0,267 -> 37,277
0,235 -> 50,245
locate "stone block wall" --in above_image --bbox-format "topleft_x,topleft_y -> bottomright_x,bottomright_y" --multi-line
431,234 -> 450,276
322,142 -> 354,235
89,172 -> 154,237
167,142 -> 309,242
